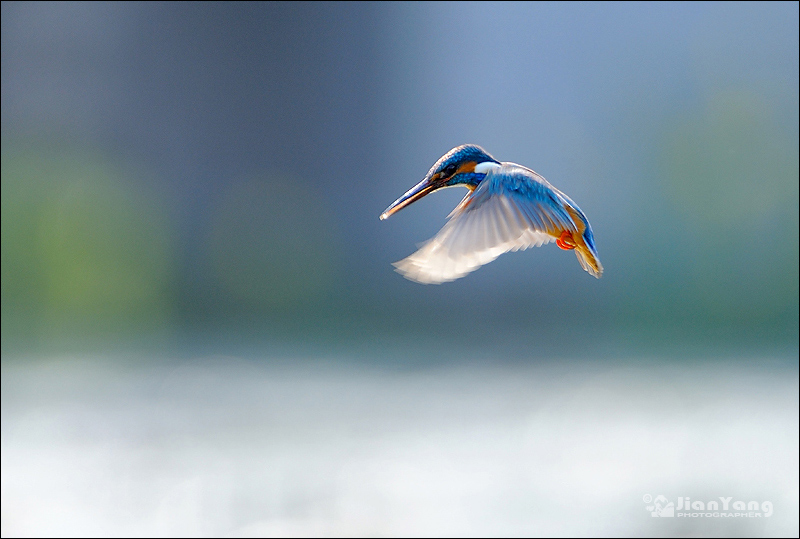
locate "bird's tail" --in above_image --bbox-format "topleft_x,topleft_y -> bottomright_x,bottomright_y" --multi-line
561,204 -> 603,278
574,242 -> 603,278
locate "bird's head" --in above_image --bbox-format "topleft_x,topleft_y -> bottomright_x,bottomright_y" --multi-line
380,145 -> 500,220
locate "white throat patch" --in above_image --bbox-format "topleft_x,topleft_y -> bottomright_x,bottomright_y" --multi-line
474,161 -> 501,174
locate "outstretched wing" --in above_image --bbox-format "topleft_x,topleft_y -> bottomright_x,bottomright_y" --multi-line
393,164 -> 587,284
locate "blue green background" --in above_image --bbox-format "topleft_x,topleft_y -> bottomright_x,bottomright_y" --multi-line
2,2 -> 797,536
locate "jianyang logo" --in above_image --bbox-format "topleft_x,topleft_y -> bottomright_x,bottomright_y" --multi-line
643,494 -> 773,518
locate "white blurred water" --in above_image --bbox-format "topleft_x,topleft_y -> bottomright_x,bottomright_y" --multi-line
1,354 -> 798,537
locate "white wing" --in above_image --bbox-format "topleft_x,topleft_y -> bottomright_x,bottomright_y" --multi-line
393,164 -> 579,284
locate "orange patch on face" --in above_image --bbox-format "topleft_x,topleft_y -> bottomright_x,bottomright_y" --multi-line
454,161 -> 477,176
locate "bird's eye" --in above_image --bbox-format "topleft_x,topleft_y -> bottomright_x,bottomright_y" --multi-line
442,164 -> 458,177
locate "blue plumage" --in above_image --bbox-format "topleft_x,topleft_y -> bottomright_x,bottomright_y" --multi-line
381,145 -> 603,283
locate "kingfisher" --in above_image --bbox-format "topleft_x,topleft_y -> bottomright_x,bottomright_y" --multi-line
380,145 -> 603,284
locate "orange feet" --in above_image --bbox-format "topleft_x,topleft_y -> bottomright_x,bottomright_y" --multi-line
556,230 -> 576,250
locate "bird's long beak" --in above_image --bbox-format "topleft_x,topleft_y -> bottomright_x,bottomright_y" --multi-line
380,177 -> 436,220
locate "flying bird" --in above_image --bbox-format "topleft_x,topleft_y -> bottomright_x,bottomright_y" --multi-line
380,145 -> 603,284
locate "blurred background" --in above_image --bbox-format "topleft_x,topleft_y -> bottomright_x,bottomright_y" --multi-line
2,2 -> 798,537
